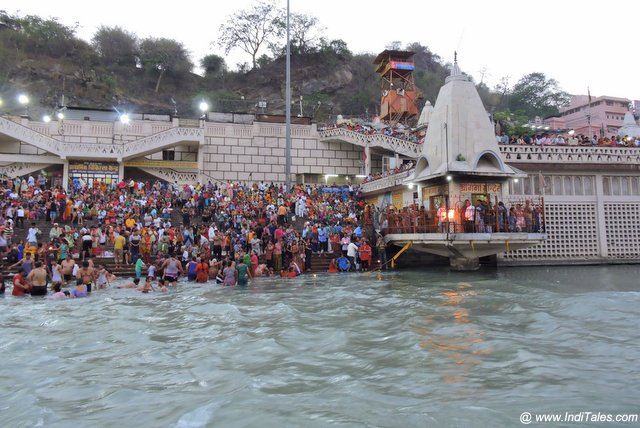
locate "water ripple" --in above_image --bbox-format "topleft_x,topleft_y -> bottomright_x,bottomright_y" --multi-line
1,265 -> 640,426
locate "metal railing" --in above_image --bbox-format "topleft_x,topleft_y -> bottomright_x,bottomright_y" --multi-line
378,196 -> 546,235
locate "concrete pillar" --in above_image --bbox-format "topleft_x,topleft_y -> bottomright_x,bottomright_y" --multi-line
594,173 -> 608,258
62,159 -> 69,190
118,160 -> 125,181
364,145 -> 371,176
394,153 -> 400,168
449,256 -> 480,271
197,144 -> 205,184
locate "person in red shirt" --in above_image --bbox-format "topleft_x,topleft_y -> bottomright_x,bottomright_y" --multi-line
12,272 -> 31,296
358,239 -> 372,272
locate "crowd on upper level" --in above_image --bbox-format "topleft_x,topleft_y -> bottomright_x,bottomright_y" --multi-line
497,132 -> 640,147
320,122 -> 425,144
361,161 -> 415,184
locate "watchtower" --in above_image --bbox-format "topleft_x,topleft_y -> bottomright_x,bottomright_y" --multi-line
373,50 -> 419,125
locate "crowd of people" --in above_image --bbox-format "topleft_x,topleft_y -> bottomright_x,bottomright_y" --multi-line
361,161 -> 415,184
0,174 -> 391,298
497,132 -> 640,147
380,198 -> 545,235
320,122 -> 425,144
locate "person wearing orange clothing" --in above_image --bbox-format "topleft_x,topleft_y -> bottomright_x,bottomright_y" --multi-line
63,199 -> 72,221
195,258 -> 209,283
358,239 -> 372,271
327,258 -> 339,273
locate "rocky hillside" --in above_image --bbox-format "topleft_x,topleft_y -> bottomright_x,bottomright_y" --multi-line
0,12 -> 449,122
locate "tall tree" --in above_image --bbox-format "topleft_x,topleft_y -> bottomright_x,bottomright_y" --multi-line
138,37 -> 193,93
92,26 -> 138,67
285,13 -> 324,55
216,0 -> 283,69
200,54 -> 227,77
508,72 -> 570,119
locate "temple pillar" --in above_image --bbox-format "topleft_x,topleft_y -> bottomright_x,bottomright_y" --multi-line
394,153 -> 400,169
449,256 -> 480,271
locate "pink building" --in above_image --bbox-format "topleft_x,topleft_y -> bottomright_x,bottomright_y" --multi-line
550,95 -> 631,137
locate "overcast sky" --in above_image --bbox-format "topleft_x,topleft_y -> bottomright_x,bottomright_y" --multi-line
6,0 -> 640,101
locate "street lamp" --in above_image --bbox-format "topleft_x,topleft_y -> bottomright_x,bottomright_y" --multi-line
18,94 -> 29,116
57,111 -> 65,120
119,113 -> 130,124
43,115 -> 51,123
199,101 -> 209,119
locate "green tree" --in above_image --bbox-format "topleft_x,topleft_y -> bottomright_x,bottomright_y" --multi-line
318,38 -> 351,59
200,54 -> 227,76
291,13 -> 324,54
92,26 -> 138,67
493,109 -> 530,135
0,11 -> 78,57
406,42 -> 447,104
216,0 -> 283,69
138,37 -> 193,93
508,72 -> 570,119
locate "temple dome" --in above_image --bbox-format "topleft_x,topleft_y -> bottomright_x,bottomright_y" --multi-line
617,112 -> 640,138
417,101 -> 434,127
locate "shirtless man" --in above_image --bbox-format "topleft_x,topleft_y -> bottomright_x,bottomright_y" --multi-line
61,255 -> 76,285
76,260 -> 96,293
139,276 -> 155,293
27,261 -> 49,296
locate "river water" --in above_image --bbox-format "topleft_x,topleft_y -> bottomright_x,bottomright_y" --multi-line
1,265 -> 639,427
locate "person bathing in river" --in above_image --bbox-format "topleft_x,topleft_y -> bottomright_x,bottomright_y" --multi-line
27,261 -> 49,296
117,278 -> 140,289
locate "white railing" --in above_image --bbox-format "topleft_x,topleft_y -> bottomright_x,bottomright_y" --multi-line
120,127 -> 202,160
0,116 -> 64,155
499,145 -> 640,164
318,128 -> 421,157
0,162 -> 49,178
138,167 -> 198,184
359,170 -> 413,193
1,116 -> 203,161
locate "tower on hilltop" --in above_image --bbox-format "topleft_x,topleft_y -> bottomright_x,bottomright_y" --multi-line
373,49 -> 419,126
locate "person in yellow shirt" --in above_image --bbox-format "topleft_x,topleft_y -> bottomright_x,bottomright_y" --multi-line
113,233 -> 126,268
125,216 -> 135,231
277,205 -> 288,226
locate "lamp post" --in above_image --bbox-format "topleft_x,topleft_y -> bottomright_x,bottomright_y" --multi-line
199,101 -> 209,119
284,0 -> 292,192
18,94 -> 29,117
446,174 -> 453,235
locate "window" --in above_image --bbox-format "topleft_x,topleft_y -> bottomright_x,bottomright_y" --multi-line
162,150 -> 175,161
